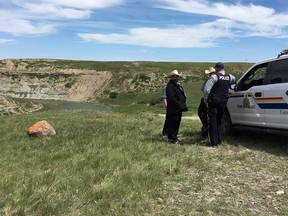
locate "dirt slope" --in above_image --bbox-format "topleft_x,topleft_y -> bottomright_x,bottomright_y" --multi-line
0,59 -> 113,102
0,95 -> 43,115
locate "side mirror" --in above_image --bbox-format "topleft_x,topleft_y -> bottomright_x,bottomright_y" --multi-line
230,84 -> 236,91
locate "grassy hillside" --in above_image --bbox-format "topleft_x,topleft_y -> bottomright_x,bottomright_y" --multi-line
0,110 -> 287,215
80,61 -> 252,111
1,59 -> 252,76
0,59 -> 253,106
83,61 -> 252,114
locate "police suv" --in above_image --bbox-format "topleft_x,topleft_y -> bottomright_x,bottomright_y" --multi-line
223,49 -> 288,136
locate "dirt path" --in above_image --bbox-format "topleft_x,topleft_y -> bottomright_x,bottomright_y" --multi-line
158,114 -> 200,120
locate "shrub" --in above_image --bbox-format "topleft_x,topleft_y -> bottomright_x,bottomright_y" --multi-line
149,98 -> 161,106
138,73 -> 150,82
109,92 -> 119,99
65,82 -> 73,88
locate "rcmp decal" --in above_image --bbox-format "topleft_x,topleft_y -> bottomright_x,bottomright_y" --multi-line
242,94 -> 255,109
235,93 -> 256,109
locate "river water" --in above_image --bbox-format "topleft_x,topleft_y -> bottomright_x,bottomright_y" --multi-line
28,99 -> 112,112
48,100 -> 112,112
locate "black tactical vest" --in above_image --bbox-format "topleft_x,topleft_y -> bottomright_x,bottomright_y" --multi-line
210,73 -> 231,96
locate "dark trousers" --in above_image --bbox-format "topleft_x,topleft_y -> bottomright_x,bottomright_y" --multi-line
208,96 -> 228,146
162,115 -> 168,136
198,97 -> 208,137
167,112 -> 182,141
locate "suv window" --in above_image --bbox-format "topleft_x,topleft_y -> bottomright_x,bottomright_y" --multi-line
236,63 -> 268,91
266,59 -> 288,84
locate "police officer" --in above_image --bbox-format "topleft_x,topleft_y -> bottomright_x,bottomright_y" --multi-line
203,62 -> 236,147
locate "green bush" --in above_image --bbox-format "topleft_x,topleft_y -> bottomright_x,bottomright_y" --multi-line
65,82 -> 72,88
109,92 -> 119,99
138,73 -> 150,82
149,98 -> 161,106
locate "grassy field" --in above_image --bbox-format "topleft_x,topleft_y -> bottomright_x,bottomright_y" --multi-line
100,81 -> 203,116
1,60 -> 287,215
0,109 -> 287,215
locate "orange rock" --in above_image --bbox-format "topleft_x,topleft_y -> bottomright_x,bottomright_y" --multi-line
27,120 -> 56,137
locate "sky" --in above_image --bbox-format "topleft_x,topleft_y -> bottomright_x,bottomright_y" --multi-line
1,0 -> 288,63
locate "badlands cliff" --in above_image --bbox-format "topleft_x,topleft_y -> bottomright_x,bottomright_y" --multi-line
0,59 -> 113,102
0,58 -> 170,114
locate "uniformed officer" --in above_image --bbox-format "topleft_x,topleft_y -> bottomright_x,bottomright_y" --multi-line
203,62 -> 236,147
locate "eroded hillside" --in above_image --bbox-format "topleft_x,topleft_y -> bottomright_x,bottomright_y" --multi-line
0,59 -> 112,102
0,59 -> 184,102
0,58 -> 253,114
0,95 -> 43,115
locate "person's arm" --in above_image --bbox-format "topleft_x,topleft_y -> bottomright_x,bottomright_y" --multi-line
161,87 -> 168,108
163,98 -> 167,108
203,75 -> 217,102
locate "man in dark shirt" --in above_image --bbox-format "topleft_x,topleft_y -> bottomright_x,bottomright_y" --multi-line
198,67 -> 215,139
166,70 -> 188,144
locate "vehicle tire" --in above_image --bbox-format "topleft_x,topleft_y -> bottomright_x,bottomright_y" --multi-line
222,109 -> 234,136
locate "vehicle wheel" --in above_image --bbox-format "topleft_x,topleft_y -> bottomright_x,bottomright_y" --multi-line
222,109 -> 234,136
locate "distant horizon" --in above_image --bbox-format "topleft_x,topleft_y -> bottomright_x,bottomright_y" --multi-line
1,0 -> 287,62
1,57 -> 257,64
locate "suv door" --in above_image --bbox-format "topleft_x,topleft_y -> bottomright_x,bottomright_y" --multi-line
227,63 -> 268,127
263,58 -> 288,129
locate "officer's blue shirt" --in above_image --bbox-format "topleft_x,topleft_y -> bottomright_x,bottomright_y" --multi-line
203,70 -> 236,102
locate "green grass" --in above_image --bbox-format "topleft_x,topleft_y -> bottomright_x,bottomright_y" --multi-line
1,60 -> 286,215
0,110 -> 287,215
16,59 -> 252,75
101,81 -> 203,116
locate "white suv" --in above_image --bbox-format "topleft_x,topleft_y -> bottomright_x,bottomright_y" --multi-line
223,50 -> 288,136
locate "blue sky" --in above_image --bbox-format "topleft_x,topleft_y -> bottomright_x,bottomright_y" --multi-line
1,0 -> 288,62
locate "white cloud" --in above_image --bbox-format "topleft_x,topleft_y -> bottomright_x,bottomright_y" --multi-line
0,0 -> 124,35
2,0 -> 288,48
158,0 -> 288,27
153,0 -> 288,41
12,0 -> 125,19
78,19 -> 234,48
0,39 -> 16,44
21,3 -> 91,19
232,22 -> 287,38
0,10 -> 56,35
45,0 -> 125,9
78,0 -> 288,48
